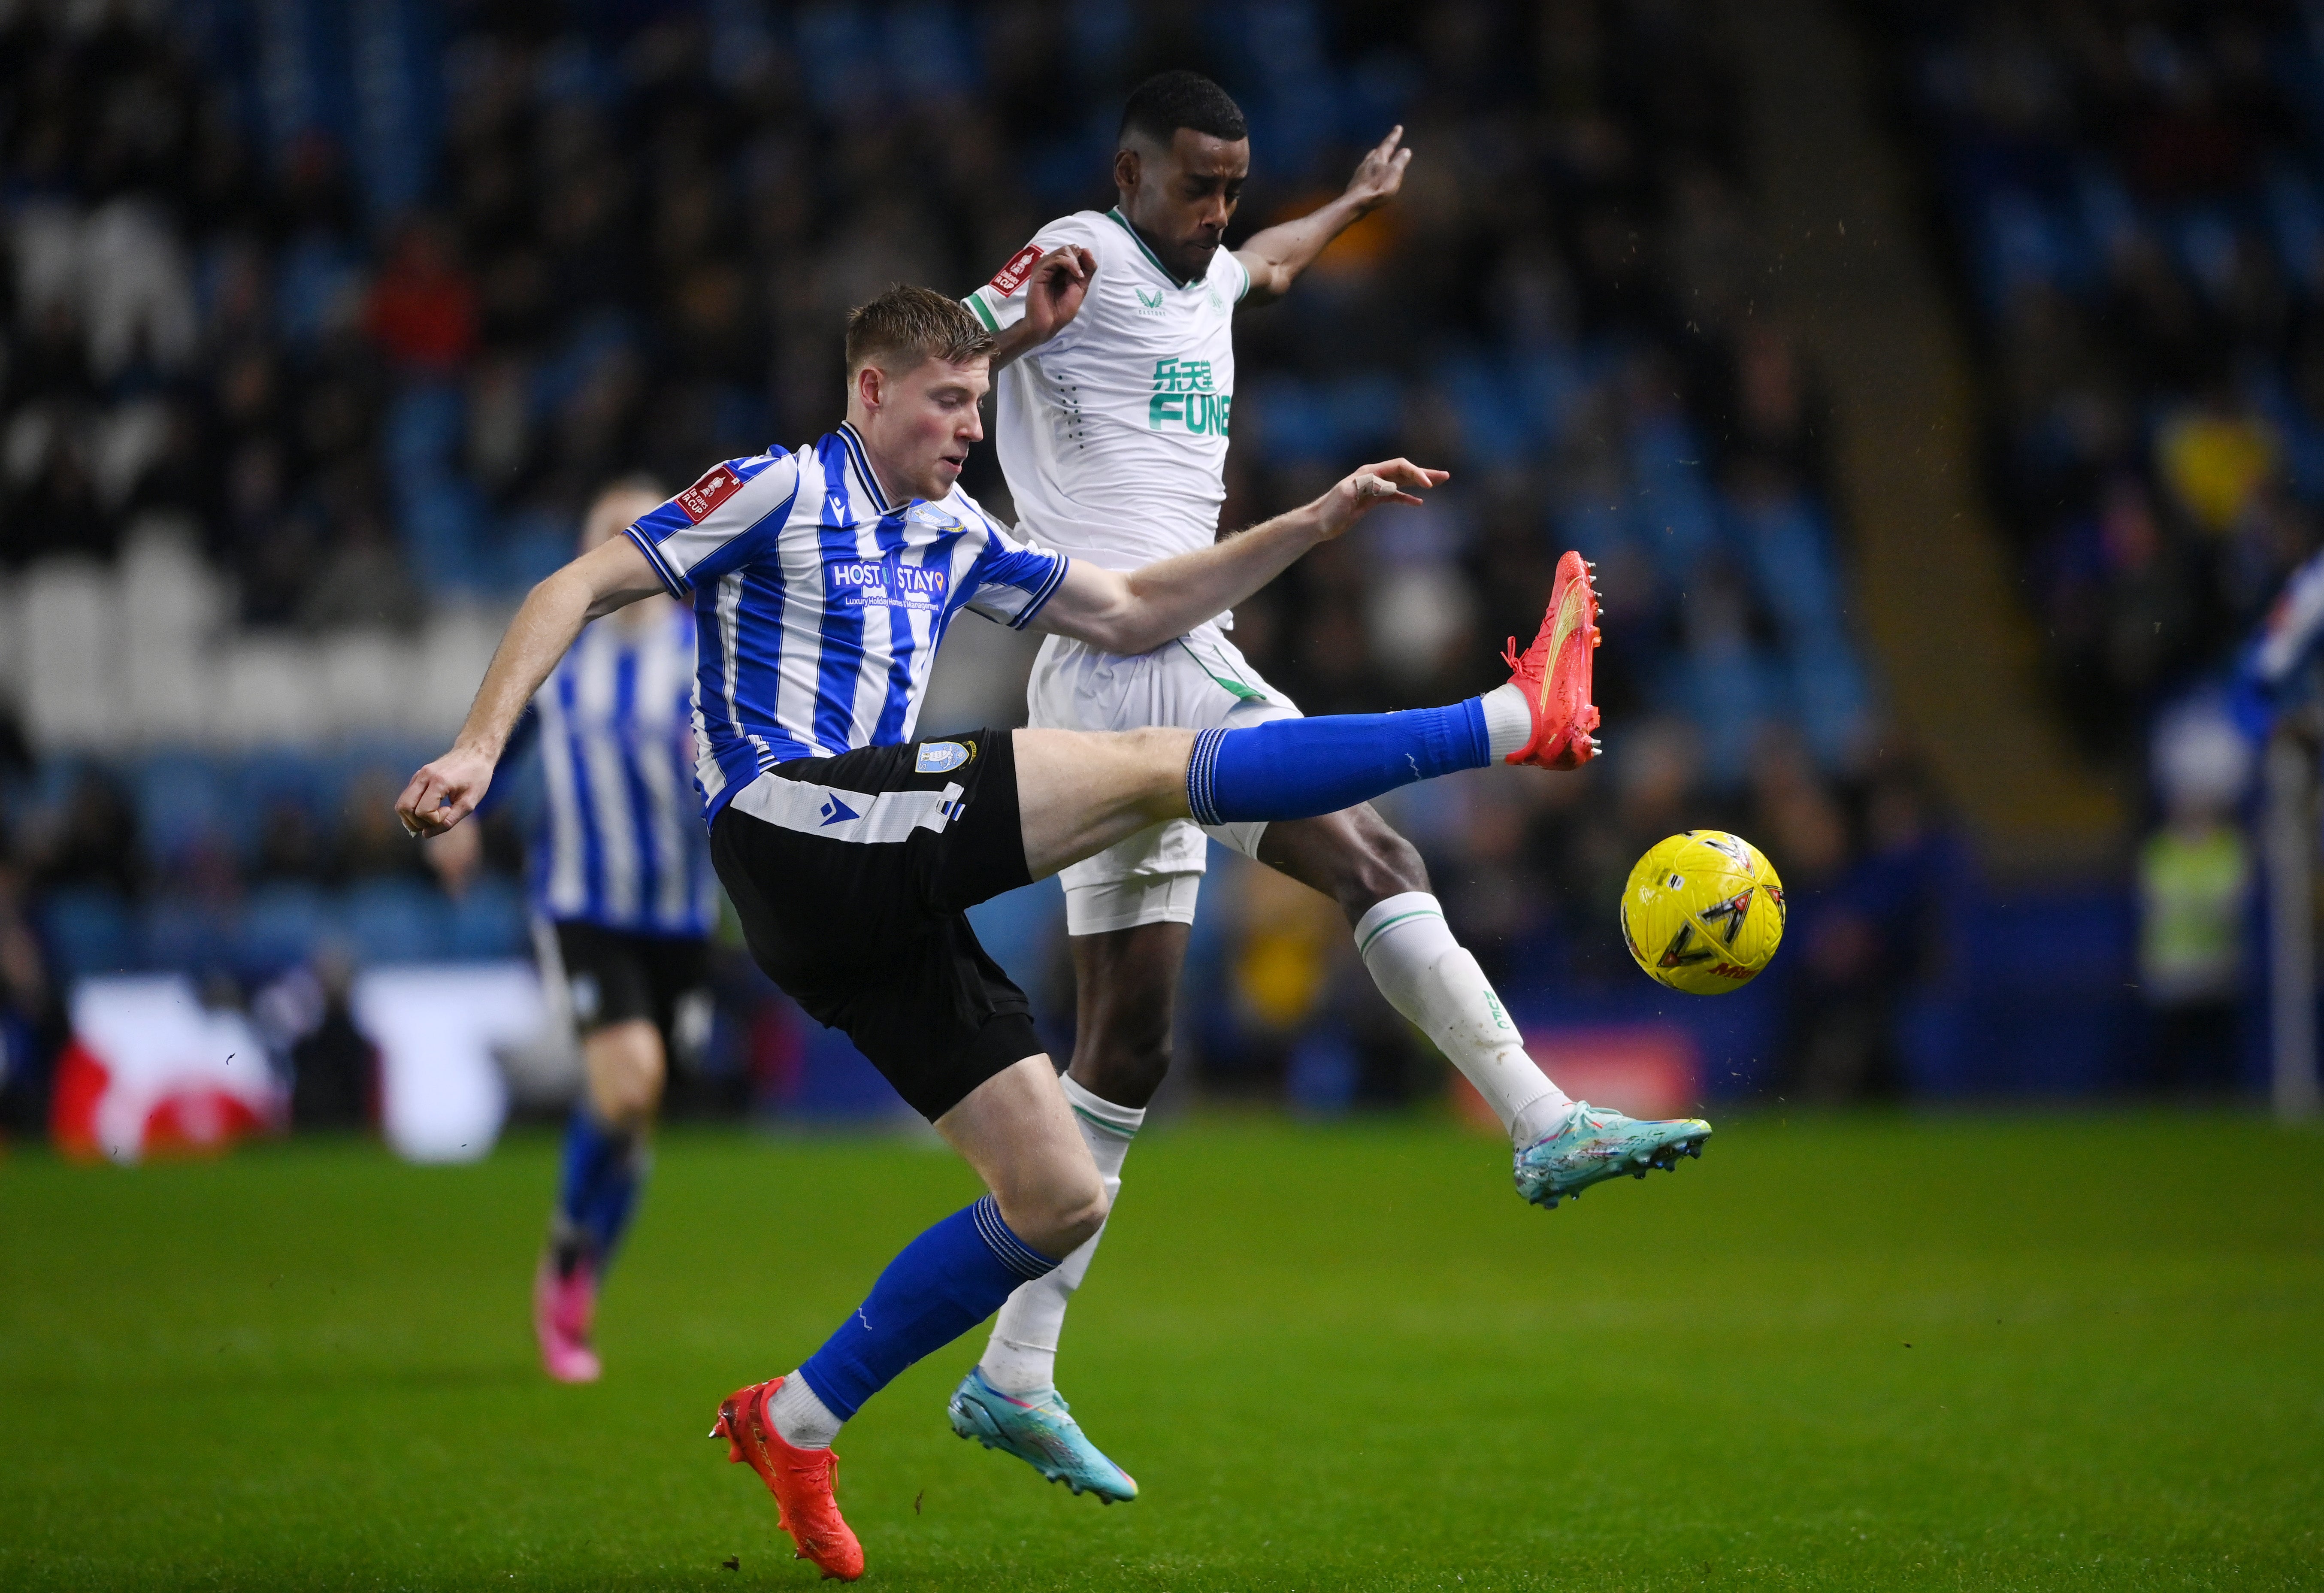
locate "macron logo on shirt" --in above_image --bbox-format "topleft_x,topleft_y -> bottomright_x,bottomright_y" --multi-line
677,463 -> 744,524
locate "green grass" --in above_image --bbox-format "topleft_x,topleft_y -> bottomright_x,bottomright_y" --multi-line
1,1112 -> 2319,1591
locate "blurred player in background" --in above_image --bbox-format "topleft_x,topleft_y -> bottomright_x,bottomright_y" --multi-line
429,479 -> 716,1384
953,71 -> 1661,1499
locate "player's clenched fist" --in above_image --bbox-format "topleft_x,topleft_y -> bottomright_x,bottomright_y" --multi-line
1019,245 -> 1096,343
1314,457 -> 1449,537
395,747 -> 496,838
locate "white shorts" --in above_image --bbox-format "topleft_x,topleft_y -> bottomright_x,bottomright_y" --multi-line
1027,620 -> 1301,935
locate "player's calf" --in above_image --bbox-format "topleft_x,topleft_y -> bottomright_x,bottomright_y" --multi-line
1257,803 -> 1430,924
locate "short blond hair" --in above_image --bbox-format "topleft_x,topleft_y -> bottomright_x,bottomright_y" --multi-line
844,284 -> 995,376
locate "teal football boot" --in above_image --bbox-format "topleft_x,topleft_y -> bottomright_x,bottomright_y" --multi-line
1513,1100 -> 1711,1208
947,1367 -> 1138,1503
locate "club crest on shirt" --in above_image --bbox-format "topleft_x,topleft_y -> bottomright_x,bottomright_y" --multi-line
915,740 -> 973,774
677,462 -> 744,523
990,242 -> 1043,296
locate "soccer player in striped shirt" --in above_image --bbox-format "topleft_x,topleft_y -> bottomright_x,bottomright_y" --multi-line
397,285 -> 1699,1577
428,479 -> 718,1384
951,71 -> 1699,1498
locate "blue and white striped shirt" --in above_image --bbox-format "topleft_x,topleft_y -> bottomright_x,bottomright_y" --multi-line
625,424 -> 1071,821
533,605 -> 720,937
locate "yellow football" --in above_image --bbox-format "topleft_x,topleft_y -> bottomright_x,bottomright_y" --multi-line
1619,831 -> 1786,995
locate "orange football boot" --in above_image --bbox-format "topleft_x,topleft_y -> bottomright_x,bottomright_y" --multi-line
1500,549 -> 1602,768
711,1377 -> 865,1581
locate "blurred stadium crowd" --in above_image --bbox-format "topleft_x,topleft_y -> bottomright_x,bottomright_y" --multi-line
1871,0 -> 2324,762
0,0 -> 2052,1142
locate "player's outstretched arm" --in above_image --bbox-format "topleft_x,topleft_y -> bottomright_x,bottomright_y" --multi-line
394,534 -> 665,837
1234,126 -> 1411,306
1031,458 -> 1447,656
984,246 -> 1096,370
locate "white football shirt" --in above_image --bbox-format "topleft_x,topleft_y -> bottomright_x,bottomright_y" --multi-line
966,209 -> 1250,571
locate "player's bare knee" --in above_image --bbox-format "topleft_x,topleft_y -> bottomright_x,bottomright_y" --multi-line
1076,1027 -> 1171,1105
589,1071 -> 659,1130
1045,1178 -> 1111,1255
1341,813 -> 1428,910
1123,726 -> 1198,805
585,1024 -> 665,1127
1120,1032 -> 1175,1100
1003,1172 -> 1108,1257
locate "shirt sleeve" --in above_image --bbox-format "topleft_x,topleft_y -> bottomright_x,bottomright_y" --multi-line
623,452 -> 802,597
1227,246 -> 1254,302
959,513 -> 1071,630
963,214 -> 1104,354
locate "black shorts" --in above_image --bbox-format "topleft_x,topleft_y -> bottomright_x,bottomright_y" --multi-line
708,728 -> 1040,1121
552,920 -> 712,1065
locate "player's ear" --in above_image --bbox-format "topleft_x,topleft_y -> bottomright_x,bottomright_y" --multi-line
854,361 -> 883,415
1113,145 -> 1141,195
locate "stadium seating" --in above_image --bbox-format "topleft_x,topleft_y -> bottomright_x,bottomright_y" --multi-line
2,0 -> 2150,1112
1869,0 -> 2324,757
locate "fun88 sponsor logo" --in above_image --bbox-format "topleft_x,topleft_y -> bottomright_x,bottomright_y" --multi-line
829,559 -> 948,611
1149,357 -> 1232,436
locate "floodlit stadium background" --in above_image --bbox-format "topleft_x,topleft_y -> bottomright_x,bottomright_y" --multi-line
6,0 -> 2317,1143
4,4 -> 2323,1590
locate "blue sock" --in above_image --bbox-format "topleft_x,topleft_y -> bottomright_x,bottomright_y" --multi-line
1186,700 -> 1490,826
554,1106 -> 645,1276
797,1196 -> 1057,1421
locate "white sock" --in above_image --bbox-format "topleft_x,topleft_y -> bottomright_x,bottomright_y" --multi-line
977,1073 -> 1142,1396
1480,684 -> 1532,763
769,1371 -> 843,1449
1355,892 -> 1572,1146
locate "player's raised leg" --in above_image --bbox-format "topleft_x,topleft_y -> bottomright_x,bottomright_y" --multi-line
1274,550 -> 1710,1207
1005,551 -> 1609,869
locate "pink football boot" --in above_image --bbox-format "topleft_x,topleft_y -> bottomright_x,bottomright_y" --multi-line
533,1254 -> 602,1384
1499,549 -> 1602,769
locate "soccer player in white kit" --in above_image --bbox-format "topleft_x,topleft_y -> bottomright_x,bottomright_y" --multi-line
947,73 -> 1714,1500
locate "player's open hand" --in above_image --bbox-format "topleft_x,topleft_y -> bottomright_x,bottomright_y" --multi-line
1344,126 -> 1413,214
394,747 -> 496,839
1316,458 -> 1449,538
1021,246 -> 1096,346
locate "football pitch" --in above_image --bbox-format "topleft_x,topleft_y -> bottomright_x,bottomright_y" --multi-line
2,1112 -> 2317,1591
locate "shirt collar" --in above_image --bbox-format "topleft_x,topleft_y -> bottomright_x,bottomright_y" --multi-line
1107,207 -> 1195,289
835,421 -> 897,516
